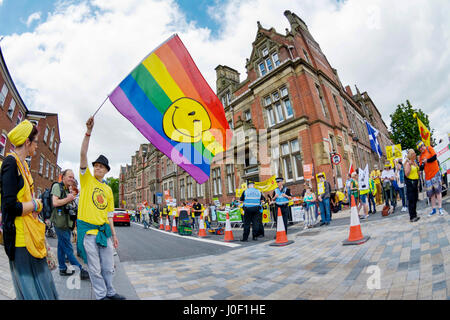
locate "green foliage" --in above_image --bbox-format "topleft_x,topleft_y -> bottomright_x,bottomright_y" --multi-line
389,100 -> 435,152
106,177 -> 119,208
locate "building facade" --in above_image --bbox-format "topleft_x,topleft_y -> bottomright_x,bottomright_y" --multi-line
0,47 -> 61,196
119,10 -> 392,209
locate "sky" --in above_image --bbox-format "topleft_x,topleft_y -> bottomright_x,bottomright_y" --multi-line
0,0 -> 449,180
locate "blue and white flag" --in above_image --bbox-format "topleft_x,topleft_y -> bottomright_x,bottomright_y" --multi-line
365,120 -> 383,158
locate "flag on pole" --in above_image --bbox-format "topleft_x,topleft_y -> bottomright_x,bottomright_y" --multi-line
413,113 -> 430,146
109,34 -> 231,184
348,159 -> 355,175
365,120 -> 383,158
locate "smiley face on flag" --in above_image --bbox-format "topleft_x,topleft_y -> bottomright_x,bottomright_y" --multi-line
162,97 -> 211,143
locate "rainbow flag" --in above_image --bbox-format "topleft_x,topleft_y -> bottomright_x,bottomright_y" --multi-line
109,34 -> 231,184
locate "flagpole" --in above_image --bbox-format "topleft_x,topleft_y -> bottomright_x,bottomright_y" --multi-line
92,96 -> 109,118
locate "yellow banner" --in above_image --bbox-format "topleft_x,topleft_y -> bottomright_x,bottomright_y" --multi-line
386,144 -> 402,160
236,175 -> 278,196
262,207 -> 271,223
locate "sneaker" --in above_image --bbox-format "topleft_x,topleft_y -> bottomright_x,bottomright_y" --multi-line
439,208 -> 445,216
413,217 -> 420,222
428,209 -> 437,217
59,268 -> 75,276
106,293 -> 126,300
80,268 -> 90,280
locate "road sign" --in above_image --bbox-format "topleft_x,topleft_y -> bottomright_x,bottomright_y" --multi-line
331,153 -> 342,165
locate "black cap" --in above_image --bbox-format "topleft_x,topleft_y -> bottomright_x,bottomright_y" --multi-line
92,155 -> 110,172
247,180 -> 255,185
276,177 -> 284,182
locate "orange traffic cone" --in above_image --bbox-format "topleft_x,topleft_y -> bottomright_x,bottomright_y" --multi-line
197,214 -> 209,238
159,214 -> 164,230
223,212 -> 237,242
270,208 -> 294,246
172,216 -> 178,233
343,195 -> 370,245
165,216 -> 171,231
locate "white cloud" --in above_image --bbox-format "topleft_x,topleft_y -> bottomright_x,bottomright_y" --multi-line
26,12 -> 42,27
1,0 -> 449,179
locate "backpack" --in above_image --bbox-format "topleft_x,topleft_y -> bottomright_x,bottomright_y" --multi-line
40,182 -> 63,220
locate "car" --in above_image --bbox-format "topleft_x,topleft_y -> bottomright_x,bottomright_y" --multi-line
112,208 -> 130,226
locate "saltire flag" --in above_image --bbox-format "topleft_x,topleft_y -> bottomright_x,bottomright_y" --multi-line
413,113 -> 430,146
365,120 -> 383,158
109,34 -> 231,184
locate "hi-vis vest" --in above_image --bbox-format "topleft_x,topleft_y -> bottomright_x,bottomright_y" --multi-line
275,187 -> 289,205
317,182 -> 326,195
243,187 -> 262,207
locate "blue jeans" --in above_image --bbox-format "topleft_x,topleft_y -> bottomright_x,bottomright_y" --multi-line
55,227 -> 82,271
319,198 -> 331,223
397,187 -> 407,207
369,193 -> 376,213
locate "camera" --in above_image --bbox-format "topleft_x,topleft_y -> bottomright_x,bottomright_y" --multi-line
65,202 -> 78,217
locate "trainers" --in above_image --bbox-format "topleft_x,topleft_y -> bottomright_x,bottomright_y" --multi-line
428,209 -> 437,217
439,208 -> 445,216
80,268 -> 90,280
59,268 -> 75,276
106,293 -> 126,300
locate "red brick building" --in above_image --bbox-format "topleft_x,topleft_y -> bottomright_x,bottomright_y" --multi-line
0,47 -> 61,196
119,10 -> 392,209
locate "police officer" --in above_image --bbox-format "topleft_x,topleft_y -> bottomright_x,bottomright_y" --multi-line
272,177 -> 293,235
239,181 -> 264,241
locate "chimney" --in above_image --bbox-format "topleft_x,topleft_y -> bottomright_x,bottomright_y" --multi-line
345,85 -> 353,97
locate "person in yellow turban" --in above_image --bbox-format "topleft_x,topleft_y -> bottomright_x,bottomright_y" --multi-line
1,120 -> 59,299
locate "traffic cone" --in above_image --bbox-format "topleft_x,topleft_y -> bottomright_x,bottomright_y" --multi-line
197,214 -> 209,238
223,212 -> 237,242
172,216 -> 178,233
165,216 -> 171,231
159,214 -> 164,230
343,195 -> 370,245
270,207 -> 294,247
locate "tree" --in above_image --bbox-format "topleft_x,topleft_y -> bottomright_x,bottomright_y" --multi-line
389,100 -> 435,152
106,177 -> 119,208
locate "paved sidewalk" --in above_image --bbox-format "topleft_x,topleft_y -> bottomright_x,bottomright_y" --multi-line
1,195 -> 449,300
124,197 -> 450,300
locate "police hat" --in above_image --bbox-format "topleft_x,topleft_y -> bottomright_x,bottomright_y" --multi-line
275,177 -> 284,182
247,180 -> 255,186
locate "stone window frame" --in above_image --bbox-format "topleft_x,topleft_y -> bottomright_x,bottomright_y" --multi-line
263,85 -> 294,127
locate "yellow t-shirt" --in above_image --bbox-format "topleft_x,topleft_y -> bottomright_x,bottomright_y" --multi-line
78,167 -> 114,235
370,170 -> 381,184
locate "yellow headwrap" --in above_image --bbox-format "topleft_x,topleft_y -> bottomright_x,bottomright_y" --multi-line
7,120 -> 33,147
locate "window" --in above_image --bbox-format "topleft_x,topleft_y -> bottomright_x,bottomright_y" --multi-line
187,177 -> 193,199
212,168 -> 222,195
279,139 -> 303,182
49,128 -> 55,150
0,134 -> 6,156
226,164 -> 235,194
266,58 -> 273,71
261,47 -> 269,57
0,83 -> 8,107
264,86 -> 294,126
7,99 -> 16,118
50,165 -> 54,180
179,179 -> 185,199
303,49 -> 311,63
259,62 -> 267,77
196,182 -> 204,198
169,181 -> 174,198
244,110 -> 251,121
44,127 -> 49,144
272,146 -> 280,176
315,84 -> 329,118
333,94 -> 343,121
272,53 -> 280,67
45,161 -> 50,178
16,111 -> 24,125
39,156 -> 44,175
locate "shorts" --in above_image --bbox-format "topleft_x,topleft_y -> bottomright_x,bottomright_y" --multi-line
359,193 -> 368,204
425,172 -> 442,197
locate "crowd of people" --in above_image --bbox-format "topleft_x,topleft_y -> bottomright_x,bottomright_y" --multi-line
0,116 -> 447,300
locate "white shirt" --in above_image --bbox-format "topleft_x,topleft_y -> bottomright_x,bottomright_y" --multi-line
381,169 -> 395,181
